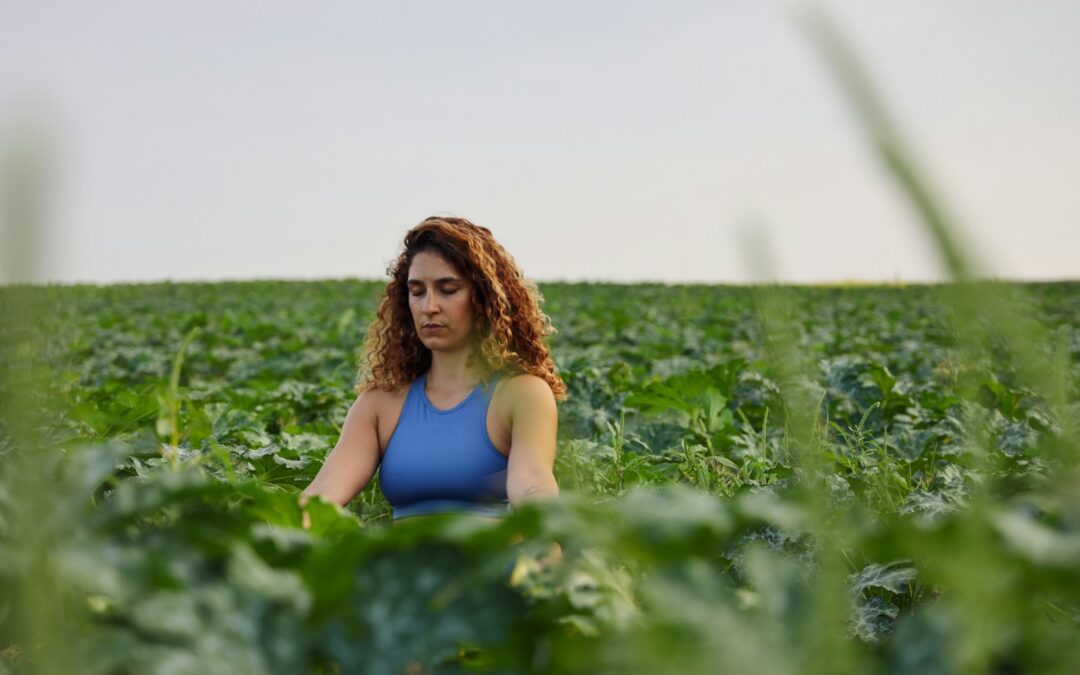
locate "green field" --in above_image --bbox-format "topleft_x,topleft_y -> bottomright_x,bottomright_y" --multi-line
1,279 -> 1078,674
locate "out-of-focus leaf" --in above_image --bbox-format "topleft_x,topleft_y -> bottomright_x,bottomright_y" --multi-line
849,560 -> 917,596
991,508 -> 1080,568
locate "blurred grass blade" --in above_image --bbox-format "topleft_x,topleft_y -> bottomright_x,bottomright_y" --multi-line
794,5 -> 1080,673
738,222 -> 865,675
1,112 -> 77,673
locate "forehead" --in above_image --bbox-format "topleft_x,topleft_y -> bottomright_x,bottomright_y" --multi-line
407,250 -> 467,283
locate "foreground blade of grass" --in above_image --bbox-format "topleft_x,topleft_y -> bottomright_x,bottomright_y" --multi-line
0,116 -> 78,674
795,4 -> 1080,673
740,224 -> 865,675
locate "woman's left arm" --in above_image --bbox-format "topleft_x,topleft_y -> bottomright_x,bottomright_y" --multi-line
505,375 -> 563,567
505,374 -> 559,507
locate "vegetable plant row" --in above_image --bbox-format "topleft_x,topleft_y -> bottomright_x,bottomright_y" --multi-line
1,278 -> 1077,674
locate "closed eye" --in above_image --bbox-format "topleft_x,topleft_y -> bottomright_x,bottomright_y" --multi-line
410,287 -> 459,297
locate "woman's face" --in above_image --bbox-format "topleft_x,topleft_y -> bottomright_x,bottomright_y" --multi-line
406,250 -> 478,352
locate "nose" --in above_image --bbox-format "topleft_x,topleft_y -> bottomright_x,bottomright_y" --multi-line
421,290 -> 440,315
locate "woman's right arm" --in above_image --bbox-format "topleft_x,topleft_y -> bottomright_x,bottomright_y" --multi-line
298,391 -> 382,529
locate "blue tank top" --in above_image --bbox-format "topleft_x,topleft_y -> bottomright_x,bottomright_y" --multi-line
378,371 -> 511,520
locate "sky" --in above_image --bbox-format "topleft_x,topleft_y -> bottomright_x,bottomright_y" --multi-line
1,0 -> 1078,286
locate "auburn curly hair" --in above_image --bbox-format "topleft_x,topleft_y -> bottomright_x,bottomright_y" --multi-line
354,216 -> 567,401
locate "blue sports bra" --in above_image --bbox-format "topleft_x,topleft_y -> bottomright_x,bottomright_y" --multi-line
378,371 -> 512,520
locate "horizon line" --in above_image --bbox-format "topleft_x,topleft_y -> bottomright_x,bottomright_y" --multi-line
4,274 -> 1079,291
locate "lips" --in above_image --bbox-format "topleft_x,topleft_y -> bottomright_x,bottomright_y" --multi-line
422,323 -> 445,331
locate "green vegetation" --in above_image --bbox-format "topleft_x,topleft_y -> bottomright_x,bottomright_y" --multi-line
1,277 -> 1077,674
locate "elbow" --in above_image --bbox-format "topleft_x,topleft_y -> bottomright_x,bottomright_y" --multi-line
507,470 -> 559,508
299,484 -> 350,509
299,483 -> 323,505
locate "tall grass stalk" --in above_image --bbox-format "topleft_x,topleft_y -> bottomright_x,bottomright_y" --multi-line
0,117 -> 77,674
796,4 -> 1079,673
740,224 -> 866,675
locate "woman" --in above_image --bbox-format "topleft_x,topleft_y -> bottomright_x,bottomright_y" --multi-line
299,216 -> 566,531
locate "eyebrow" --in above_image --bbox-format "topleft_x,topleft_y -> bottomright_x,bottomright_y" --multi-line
406,276 -> 462,285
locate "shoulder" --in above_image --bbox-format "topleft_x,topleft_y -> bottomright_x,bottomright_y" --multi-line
496,373 -> 557,421
355,381 -> 411,420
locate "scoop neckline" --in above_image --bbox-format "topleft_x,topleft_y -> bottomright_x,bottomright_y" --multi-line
419,372 -> 482,414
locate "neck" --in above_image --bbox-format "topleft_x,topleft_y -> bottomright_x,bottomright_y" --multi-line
426,347 -> 489,390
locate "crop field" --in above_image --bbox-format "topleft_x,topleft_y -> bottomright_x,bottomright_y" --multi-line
1,278 -> 1078,674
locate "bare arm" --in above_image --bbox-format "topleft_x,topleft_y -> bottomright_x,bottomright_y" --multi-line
505,375 -> 559,507
299,392 -> 382,528
504,375 -> 562,566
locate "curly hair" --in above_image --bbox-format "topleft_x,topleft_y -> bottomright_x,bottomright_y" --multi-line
354,216 -> 567,401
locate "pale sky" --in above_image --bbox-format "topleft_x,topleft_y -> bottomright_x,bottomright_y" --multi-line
2,0 -> 1078,286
